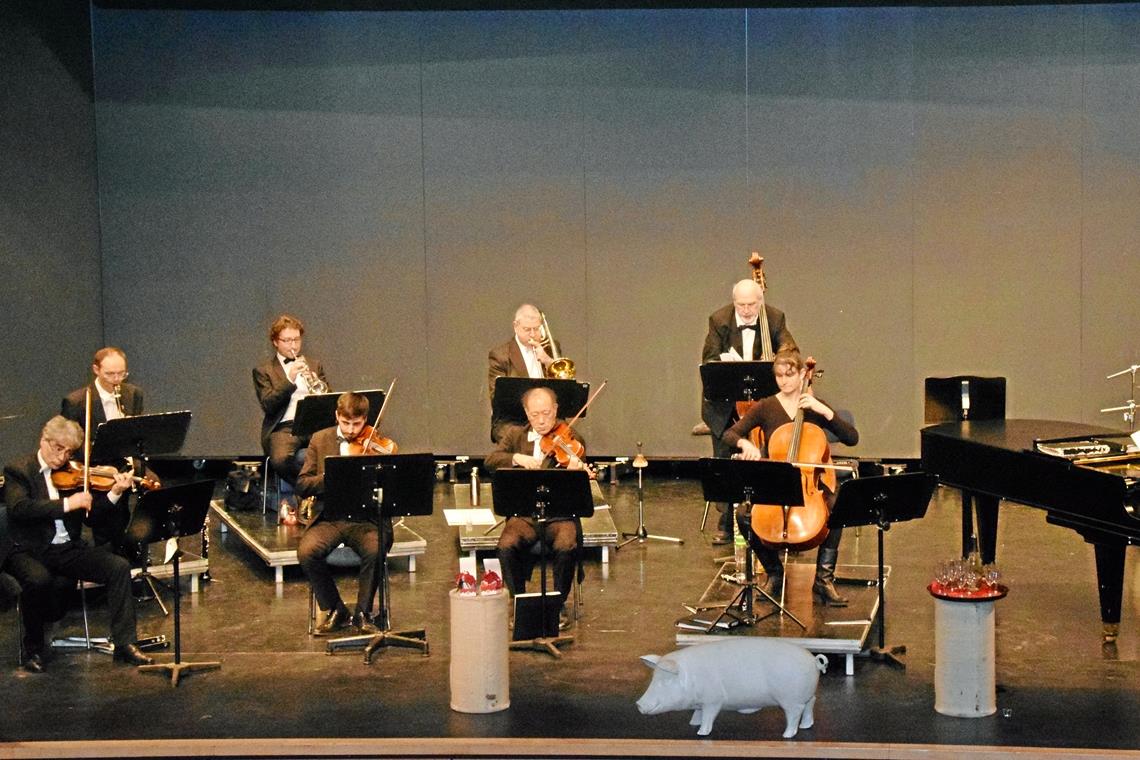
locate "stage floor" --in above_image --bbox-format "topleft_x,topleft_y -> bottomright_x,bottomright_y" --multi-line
2,475 -> 1139,758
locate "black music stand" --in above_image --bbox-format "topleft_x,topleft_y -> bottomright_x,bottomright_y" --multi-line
693,457 -> 806,631
132,479 -> 220,686
291,389 -> 388,438
492,377 -> 589,430
323,453 -> 434,663
617,442 -> 682,549
829,472 -> 936,669
92,411 -> 192,615
493,468 -> 593,658
700,361 -> 778,404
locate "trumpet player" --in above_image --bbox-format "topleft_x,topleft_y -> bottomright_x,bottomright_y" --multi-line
487,303 -> 560,443
254,314 -> 329,486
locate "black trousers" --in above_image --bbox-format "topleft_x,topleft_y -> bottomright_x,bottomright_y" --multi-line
268,423 -> 309,486
298,518 -> 389,615
6,542 -> 136,656
497,517 -> 580,605
735,504 -> 843,574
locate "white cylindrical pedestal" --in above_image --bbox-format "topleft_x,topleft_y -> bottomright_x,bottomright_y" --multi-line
449,589 -> 509,713
933,596 -> 997,717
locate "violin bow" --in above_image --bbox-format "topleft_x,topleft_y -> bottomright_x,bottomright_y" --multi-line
561,379 -> 608,431
363,378 -> 397,451
83,387 -> 91,494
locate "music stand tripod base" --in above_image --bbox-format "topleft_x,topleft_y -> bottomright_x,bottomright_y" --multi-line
509,633 -> 574,658
138,659 -> 221,687
326,627 -> 429,661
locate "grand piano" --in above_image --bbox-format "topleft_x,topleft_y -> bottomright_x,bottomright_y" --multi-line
921,419 -> 1140,640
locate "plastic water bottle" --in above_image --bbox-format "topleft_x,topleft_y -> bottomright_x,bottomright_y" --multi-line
733,533 -> 747,575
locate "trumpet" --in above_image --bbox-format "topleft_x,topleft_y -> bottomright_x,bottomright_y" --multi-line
539,312 -> 576,380
290,350 -> 329,394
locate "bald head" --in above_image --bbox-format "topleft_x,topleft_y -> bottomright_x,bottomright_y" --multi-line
732,279 -> 764,323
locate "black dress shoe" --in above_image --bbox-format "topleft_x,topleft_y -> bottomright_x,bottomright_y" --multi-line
113,643 -> 154,666
314,606 -> 350,636
558,609 -> 572,631
711,531 -> 732,546
352,611 -> 380,634
22,653 -> 45,674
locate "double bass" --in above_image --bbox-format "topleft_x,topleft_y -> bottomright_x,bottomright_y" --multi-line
749,358 -> 836,551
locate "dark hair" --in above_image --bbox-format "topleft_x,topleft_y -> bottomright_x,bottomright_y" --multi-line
270,314 -> 305,342
336,391 -> 369,420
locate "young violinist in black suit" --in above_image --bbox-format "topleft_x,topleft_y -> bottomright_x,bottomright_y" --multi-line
295,392 -> 389,636
485,386 -> 586,630
253,314 -> 329,486
3,416 -> 154,672
702,279 -> 797,545
722,348 -> 858,607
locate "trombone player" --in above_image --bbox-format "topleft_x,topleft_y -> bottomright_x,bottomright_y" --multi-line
488,304 -> 568,442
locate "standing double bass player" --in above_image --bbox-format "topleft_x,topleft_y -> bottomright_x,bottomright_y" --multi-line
722,348 -> 858,607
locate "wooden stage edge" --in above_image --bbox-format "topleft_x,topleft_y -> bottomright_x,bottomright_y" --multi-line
5,737 -> 1138,759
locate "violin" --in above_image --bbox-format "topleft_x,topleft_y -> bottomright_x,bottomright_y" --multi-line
347,425 -> 397,455
750,358 -> 834,551
539,422 -> 586,468
51,461 -> 160,493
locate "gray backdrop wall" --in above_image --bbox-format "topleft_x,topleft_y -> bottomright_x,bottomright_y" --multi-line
15,4 -> 1140,463
1,1 -> 103,465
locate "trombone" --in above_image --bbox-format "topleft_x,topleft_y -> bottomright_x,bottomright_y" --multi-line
539,312 -> 576,380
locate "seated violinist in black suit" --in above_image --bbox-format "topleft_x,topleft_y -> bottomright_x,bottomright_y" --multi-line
295,392 -> 390,636
484,386 -> 586,630
3,416 -> 154,673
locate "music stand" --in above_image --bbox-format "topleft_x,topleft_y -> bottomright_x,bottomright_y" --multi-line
323,453 -> 434,663
492,377 -> 589,431
291,389 -> 388,438
132,479 -> 220,686
700,361 -> 778,404
92,411 -> 192,615
493,468 -> 593,658
829,472 -> 936,669
695,457 -> 806,631
617,442 -> 682,549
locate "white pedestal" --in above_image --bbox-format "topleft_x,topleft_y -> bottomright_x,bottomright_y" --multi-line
933,597 -> 997,717
449,589 -> 510,713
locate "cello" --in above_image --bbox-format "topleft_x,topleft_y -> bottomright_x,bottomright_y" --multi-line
749,358 -> 836,552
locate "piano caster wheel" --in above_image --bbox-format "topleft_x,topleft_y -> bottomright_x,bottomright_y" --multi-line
1102,623 -> 1119,643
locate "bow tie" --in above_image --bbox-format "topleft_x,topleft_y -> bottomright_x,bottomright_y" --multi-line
283,357 -> 296,364
739,324 -> 758,331
527,430 -> 540,442
337,435 -> 350,444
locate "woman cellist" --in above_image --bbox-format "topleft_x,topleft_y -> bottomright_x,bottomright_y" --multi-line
722,348 -> 859,607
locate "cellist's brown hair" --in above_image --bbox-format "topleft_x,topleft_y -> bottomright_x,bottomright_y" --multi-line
773,347 -> 804,374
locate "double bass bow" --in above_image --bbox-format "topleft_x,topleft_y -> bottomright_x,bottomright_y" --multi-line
749,358 -> 838,552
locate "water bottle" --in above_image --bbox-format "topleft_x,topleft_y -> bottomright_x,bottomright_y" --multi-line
733,533 -> 747,574
469,466 -> 480,506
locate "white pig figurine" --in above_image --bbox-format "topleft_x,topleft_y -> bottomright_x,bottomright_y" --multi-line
636,638 -> 828,738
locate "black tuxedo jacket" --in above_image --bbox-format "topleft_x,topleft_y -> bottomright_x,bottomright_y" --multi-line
2,454 -> 109,552
295,427 -> 386,527
699,303 -> 796,439
61,382 -> 144,429
252,356 -> 328,451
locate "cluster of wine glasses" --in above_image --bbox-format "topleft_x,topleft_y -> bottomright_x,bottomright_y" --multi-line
933,555 -> 1002,594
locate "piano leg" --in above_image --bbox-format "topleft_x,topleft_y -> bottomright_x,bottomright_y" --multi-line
961,491 -> 1000,565
1093,542 -> 1125,643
